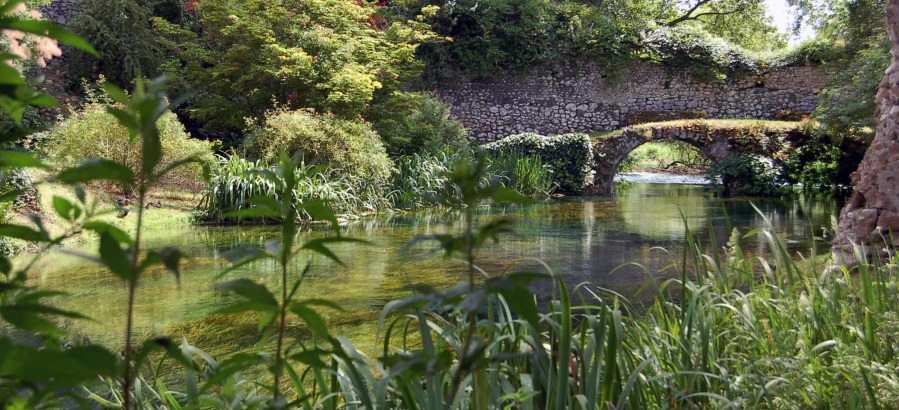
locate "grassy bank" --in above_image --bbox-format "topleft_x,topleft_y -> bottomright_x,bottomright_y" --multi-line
4,173 -> 198,255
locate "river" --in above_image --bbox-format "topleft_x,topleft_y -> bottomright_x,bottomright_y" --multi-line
26,177 -> 843,352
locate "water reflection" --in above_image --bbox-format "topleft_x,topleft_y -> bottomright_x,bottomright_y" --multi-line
26,183 -> 843,345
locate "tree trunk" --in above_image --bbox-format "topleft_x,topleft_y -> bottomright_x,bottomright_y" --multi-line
832,0 -> 899,264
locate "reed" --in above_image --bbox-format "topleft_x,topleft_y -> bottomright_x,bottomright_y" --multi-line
195,154 -> 385,223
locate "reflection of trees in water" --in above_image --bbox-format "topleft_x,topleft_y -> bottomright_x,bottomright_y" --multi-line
617,183 -> 711,240
33,187 -> 842,346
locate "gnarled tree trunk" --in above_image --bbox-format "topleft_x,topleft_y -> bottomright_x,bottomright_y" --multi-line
833,0 -> 899,264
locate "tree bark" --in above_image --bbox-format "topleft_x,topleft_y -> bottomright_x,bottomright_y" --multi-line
832,0 -> 899,264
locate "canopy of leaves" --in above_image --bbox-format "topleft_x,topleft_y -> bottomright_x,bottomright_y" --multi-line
243,108 -> 395,191
69,0 -> 163,87
154,0 -> 437,136
808,0 -> 889,132
405,0 -> 791,81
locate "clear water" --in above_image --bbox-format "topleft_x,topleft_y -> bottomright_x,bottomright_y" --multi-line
25,181 -> 843,349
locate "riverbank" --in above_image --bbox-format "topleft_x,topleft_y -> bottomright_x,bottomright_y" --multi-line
5,176 -> 199,254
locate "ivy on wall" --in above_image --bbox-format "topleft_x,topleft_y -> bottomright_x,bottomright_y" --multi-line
483,132 -> 594,193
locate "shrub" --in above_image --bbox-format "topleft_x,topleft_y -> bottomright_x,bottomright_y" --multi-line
706,154 -> 786,197
482,132 -> 594,193
42,104 -> 215,192
373,92 -> 469,156
244,109 -> 394,193
782,122 -> 868,189
483,151 -> 556,196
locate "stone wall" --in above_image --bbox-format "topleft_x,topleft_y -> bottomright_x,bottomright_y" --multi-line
437,62 -> 827,142
39,0 -> 83,26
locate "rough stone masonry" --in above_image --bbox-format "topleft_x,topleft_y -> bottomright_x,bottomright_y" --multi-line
833,0 -> 899,264
437,61 -> 827,142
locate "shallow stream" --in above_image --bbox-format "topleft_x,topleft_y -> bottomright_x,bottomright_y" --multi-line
26,177 -> 843,350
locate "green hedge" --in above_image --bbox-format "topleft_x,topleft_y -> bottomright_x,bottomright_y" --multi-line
482,132 -> 593,193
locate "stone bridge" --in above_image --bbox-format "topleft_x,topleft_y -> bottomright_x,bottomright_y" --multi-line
592,120 -> 805,192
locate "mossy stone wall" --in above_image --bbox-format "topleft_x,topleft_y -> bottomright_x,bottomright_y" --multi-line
438,61 -> 826,142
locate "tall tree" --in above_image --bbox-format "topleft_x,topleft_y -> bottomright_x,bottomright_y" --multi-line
154,0 -> 437,135
663,0 -> 787,50
70,0 -> 164,87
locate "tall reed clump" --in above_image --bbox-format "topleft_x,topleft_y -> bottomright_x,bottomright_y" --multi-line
196,153 -> 384,223
390,148 -> 555,209
483,150 -> 556,196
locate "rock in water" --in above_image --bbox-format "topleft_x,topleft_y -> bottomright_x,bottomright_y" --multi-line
833,0 -> 899,264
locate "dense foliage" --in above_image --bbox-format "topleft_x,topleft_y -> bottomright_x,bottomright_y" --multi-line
243,108 -> 394,195
196,154 -> 384,223
42,103 -> 215,193
805,0 -> 889,132
483,132 -> 594,193
405,0 -> 797,82
197,148 -> 555,221
706,154 -> 786,196
7,1 -> 899,409
389,148 -> 555,209
373,92 -> 469,155
782,121 -> 868,188
69,0 -> 163,87
153,0 -> 438,138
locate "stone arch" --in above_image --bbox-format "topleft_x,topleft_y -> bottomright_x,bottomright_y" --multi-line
591,121 -> 803,192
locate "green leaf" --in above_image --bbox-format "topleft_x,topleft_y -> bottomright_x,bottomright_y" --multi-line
105,106 -> 138,139
492,187 -> 535,204
0,224 -> 48,242
0,63 -> 25,85
0,151 -> 47,168
57,159 -> 135,186
2,19 -> 97,55
142,127 -> 163,179
0,306 -> 65,336
0,256 -> 10,275
201,352 -> 268,392
214,279 -> 278,308
300,237 -> 367,266
99,231 -> 133,281
486,273 -> 547,330
100,83 -> 131,105
0,343 -> 118,389
51,196 -> 75,221
288,302 -> 333,340
0,189 -> 22,203
301,200 -> 339,234
158,247 -> 185,280
220,246 -> 265,264
83,221 -> 134,246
